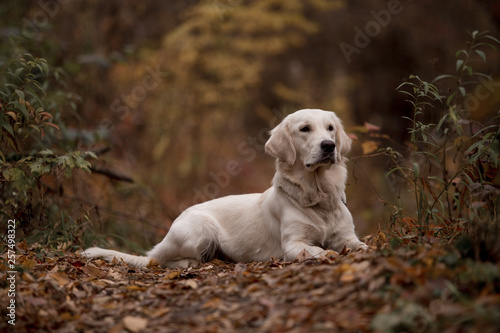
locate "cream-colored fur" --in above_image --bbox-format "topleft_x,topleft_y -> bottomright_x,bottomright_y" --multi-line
82,109 -> 367,268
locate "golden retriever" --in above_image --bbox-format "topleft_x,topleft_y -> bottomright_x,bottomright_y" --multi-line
83,109 -> 368,268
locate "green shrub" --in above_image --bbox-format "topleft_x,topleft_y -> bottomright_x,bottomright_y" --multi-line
385,31 -> 500,252
0,52 -> 97,249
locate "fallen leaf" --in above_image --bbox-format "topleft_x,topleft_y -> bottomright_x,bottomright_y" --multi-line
351,260 -> 371,272
27,297 -> 48,307
295,249 -> 313,262
48,271 -> 71,286
164,271 -> 181,280
184,279 -> 198,289
71,260 -> 85,268
108,268 -> 123,280
125,285 -> 146,291
101,279 -> 118,285
147,307 -> 171,318
20,256 -> 37,269
17,240 -> 29,251
123,316 -> 148,333
147,258 -> 159,267
22,272 -> 36,282
60,312 -> 80,321
202,297 -> 222,309
81,266 -> 107,278
340,272 -> 355,283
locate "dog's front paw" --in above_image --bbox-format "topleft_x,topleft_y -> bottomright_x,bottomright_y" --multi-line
355,242 -> 369,251
346,241 -> 369,251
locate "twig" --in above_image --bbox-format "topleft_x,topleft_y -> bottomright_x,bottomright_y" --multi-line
89,166 -> 134,183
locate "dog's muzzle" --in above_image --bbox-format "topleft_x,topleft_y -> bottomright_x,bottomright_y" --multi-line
320,140 -> 336,153
306,140 -> 336,168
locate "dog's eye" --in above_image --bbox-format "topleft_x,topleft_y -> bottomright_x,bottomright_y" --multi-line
328,125 -> 334,131
300,126 -> 310,133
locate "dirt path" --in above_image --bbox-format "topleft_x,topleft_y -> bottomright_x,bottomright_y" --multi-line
2,237 -> 499,332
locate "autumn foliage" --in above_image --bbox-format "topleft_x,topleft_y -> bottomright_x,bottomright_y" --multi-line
1,1 -> 500,332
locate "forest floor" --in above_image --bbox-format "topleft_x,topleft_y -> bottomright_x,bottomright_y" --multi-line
1,234 -> 500,333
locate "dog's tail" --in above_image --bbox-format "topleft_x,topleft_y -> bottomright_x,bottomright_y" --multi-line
81,247 -> 152,268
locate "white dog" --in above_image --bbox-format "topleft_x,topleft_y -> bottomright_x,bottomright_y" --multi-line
83,109 -> 368,268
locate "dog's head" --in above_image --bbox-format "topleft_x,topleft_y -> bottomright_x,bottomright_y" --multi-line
265,109 -> 352,170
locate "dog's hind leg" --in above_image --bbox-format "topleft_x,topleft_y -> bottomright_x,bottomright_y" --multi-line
147,232 -> 200,268
147,213 -> 221,268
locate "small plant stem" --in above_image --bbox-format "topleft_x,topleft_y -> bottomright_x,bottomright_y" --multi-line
424,140 -> 493,227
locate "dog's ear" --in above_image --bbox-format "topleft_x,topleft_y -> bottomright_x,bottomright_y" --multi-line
335,118 -> 352,162
265,121 -> 296,165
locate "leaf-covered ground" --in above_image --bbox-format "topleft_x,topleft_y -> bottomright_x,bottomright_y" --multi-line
2,235 -> 500,333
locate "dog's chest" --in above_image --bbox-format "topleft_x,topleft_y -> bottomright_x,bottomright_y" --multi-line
309,204 -> 346,244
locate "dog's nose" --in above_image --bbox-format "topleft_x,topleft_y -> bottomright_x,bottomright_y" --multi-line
320,140 -> 336,153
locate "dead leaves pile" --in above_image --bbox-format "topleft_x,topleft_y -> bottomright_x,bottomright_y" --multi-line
1,238 -> 500,332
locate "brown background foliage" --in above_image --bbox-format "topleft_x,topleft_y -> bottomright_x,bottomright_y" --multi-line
2,0 -> 499,249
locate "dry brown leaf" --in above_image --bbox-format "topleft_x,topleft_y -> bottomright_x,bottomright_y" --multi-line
109,323 -> 124,333
90,280 -> 107,288
5,235 -> 497,332
81,265 -> 107,278
17,240 -> 29,251
22,271 -> 36,282
184,279 -> 198,289
147,307 -> 171,318
164,271 -> 181,280
20,256 -> 37,269
108,269 -> 123,280
48,271 -> 71,286
123,316 -> 148,333
60,312 -> 80,321
202,297 -> 222,310
147,258 -> 159,267
351,260 -> 371,272
125,285 -> 147,291
100,279 -> 117,285
340,272 -> 355,283
295,249 -> 313,262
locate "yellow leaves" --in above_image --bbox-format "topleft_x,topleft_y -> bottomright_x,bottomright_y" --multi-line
361,140 -> 379,155
164,270 -> 182,280
162,0 -> 338,109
